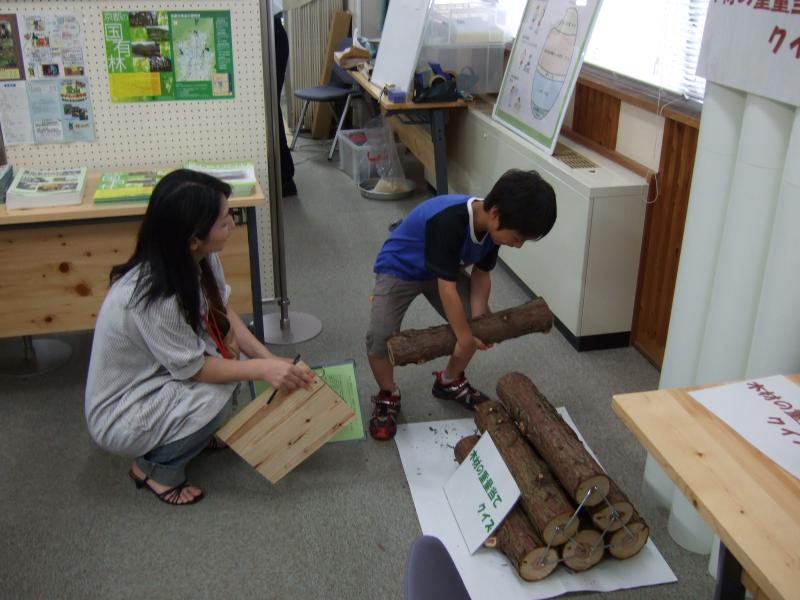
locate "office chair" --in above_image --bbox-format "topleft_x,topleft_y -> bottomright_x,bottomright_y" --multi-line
289,37 -> 361,161
404,535 -> 471,600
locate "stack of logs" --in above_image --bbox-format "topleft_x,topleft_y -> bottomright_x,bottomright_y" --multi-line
455,372 -> 649,582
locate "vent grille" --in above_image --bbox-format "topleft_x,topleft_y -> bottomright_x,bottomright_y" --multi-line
553,143 -> 598,169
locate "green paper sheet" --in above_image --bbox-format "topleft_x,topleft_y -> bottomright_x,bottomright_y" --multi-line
254,359 -> 364,443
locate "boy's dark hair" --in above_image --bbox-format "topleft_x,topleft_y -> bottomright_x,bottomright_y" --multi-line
483,169 -> 556,240
110,168 -> 232,332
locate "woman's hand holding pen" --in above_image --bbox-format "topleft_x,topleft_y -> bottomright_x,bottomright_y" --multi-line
258,357 -> 314,392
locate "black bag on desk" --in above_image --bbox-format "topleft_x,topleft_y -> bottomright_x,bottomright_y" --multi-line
413,77 -> 459,103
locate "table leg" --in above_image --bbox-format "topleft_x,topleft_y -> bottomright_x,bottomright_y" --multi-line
713,542 -> 745,600
430,108 -> 448,195
246,206 -> 265,343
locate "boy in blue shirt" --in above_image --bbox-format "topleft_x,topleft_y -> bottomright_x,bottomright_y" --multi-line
365,169 -> 557,440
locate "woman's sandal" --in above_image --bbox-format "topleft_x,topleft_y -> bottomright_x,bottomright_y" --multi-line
128,470 -> 204,506
206,436 -> 228,451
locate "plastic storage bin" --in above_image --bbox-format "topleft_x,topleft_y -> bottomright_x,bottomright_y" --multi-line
337,129 -> 403,184
417,1 -> 508,94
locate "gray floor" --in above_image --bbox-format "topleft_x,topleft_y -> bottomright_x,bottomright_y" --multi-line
0,141 -> 716,599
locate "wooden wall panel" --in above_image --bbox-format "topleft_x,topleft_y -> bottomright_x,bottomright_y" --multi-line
631,119 -> 698,366
571,83 -> 620,150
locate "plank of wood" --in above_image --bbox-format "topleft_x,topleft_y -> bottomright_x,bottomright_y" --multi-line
387,116 -> 435,176
0,220 -> 251,337
216,361 -> 356,483
310,11 -> 352,139
611,376 -> 800,600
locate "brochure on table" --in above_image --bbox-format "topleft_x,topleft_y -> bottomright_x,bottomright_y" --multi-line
689,375 -> 800,480
493,0 -> 603,155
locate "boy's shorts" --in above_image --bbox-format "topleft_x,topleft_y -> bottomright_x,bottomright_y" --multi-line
365,272 -> 471,358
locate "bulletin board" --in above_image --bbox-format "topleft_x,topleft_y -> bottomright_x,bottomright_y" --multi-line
493,0 -> 602,155
0,0 -> 275,297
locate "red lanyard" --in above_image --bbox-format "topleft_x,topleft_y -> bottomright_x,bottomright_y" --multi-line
203,303 -> 233,359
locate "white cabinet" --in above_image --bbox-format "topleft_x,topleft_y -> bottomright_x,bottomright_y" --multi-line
447,109 -> 648,349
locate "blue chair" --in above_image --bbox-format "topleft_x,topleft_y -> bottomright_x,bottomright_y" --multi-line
289,37 -> 361,161
404,535 -> 471,600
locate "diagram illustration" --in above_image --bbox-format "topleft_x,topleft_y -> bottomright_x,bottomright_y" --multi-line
531,6 -> 577,120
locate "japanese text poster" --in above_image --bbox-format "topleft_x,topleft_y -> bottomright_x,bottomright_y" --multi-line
103,10 -> 234,103
0,14 -> 24,81
19,13 -> 85,79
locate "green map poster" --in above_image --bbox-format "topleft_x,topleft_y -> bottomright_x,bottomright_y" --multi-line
103,10 -> 234,103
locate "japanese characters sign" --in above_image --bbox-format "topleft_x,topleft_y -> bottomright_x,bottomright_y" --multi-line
698,1 -> 800,107
103,10 -> 234,103
689,375 -> 800,480
443,431 -> 521,553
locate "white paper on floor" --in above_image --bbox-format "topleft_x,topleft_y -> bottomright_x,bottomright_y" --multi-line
394,408 -> 677,600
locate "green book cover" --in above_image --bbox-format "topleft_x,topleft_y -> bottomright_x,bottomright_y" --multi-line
184,160 -> 256,197
93,170 -> 168,204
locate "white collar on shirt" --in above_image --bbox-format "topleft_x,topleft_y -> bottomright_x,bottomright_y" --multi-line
467,197 -> 487,244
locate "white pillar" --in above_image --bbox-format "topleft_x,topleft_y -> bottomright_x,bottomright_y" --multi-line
746,107 -> 800,378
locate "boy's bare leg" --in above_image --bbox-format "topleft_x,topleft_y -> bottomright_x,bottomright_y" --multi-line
369,355 -> 397,391
444,340 -> 477,380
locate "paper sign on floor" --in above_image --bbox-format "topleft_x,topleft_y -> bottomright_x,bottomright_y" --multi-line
444,431 -> 521,553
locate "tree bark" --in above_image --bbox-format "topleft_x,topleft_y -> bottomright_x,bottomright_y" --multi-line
496,372 -> 610,507
587,479 -> 635,533
455,435 -> 558,581
474,401 -> 577,546
561,527 -> 605,571
608,512 -> 649,559
386,298 -> 553,366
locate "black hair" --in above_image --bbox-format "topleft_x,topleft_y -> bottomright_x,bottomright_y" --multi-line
483,169 -> 557,240
110,168 -> 232,332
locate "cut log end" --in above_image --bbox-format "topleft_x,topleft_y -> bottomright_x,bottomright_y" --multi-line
562,529 -> 605,571
609,522 -> 649,559
484,536 -> 498,549
576,475 -> 611,507
543,512 -> 579,546
590,501 -> 634,533
520,547 -> 559,581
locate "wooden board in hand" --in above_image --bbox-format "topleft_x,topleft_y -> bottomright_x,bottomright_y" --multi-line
216,361 -> 356,483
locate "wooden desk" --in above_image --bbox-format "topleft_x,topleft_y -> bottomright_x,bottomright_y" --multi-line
350,70 -> 470,195
612,376 -> 800,600
0,171 -> 267,341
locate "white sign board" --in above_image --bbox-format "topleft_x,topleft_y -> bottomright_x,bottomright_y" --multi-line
371,0 -> 432,98
698,2 -> 800,107
494,0 -> 603,155
443,431 -> 521,554
689,375 -> 800,480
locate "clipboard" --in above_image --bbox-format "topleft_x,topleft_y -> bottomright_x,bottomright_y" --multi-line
216,361 -> 356,483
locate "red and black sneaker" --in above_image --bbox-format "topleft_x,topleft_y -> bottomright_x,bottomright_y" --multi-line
369,389 -> 401,441
432,371 -> 489,411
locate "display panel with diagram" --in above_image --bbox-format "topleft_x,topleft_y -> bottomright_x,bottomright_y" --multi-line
493,0 -> 602,154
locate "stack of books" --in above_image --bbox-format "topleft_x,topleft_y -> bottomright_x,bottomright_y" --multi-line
0,164 -> 13,204
184,160 -> 257,197
93,170 -> 169,204
6,167 -> 87,210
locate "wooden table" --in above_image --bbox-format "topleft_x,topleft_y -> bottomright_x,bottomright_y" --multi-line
0,170 -> 267,341
612,376 -> 800,600
350,69 -> 470,195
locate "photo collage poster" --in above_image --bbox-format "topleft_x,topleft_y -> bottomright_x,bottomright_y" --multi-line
0,13 -> 95,146
493,0 -> 602,155
103,10 -> 234,103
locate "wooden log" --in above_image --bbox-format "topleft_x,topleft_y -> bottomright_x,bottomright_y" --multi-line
455,435 -> 558,581
474,401 -> 578,546
587,478 -> 635,533
608,512 -> 649,559
561,528 -> 605,571
386,298 -> 553,366
496,372 -> 610,507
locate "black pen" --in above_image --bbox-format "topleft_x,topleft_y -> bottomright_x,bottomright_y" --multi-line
266,354 -> 301,405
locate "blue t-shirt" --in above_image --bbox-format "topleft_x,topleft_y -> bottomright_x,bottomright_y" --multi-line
374,194 -> 499,281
